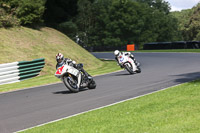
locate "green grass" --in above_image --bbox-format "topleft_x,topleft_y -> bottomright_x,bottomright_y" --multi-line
20,79 -> 200,133
0,60 -> 121,93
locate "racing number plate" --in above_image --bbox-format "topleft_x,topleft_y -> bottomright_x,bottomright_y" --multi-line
68,68 -> 79,76
119,56 -> 124,63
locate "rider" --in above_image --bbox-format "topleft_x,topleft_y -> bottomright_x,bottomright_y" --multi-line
56,53 -> 91,79
114,50 -> 138,68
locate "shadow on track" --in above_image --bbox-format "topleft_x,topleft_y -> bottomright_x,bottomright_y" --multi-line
52,88 -> 89,94
173,72 -> 200,83
114,72 -> 141,76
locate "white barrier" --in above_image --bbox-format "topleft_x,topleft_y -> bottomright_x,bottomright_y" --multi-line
0,62 -> 19,85
0,62 -> 18,68
0,58 -> 45,86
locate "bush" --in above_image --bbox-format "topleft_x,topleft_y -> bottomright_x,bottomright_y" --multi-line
57,21 -> 78,39
0,4 -> 20,28
15,0 -> 45,26
0,0 -> 45,27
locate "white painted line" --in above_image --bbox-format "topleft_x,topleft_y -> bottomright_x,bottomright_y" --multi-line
15,82 -> 184,133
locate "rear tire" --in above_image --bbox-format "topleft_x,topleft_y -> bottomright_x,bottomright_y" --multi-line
136,67 -> 141,73
63,76 -> 79,93
88,80 -> 96,89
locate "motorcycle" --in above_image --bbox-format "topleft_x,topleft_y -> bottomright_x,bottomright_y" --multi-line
55,63 -> 96,93
117,54 -> 141,74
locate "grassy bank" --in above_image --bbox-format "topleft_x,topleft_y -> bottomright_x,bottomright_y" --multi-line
21,79 -> 200,133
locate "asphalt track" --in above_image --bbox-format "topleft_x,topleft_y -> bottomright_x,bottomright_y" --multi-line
1,52 -> 200,133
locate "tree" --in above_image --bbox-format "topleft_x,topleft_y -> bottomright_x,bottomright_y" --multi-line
0,2 -> 20,27
43,0 -> 78,27
0,0 -> 45,27
172,3 -> 200,41
187,4 -> 200,41
82,0 -> 180,49
136,0 -> 171,14
16,0 -> 45,26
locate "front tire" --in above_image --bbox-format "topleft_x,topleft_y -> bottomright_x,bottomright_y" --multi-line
124,63 -> 134,74
63,75 -> 79,93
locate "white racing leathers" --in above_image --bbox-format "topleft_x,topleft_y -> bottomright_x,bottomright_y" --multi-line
116,52 -> 141,74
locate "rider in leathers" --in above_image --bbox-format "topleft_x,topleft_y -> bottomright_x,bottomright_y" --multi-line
114,50 -> 138,70
56,53 -> 91,79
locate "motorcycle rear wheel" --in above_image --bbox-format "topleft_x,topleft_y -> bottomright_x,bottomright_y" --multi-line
136,67 -> 141,73
88,80 -> 96,89
63,76 -> 79,93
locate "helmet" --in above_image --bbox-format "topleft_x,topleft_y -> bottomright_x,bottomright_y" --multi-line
114,50 -> 120,56
56,53 -> 64,64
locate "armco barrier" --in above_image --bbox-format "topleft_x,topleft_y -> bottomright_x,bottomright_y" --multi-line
143,41 -> 200,50
0,58 -> 45,85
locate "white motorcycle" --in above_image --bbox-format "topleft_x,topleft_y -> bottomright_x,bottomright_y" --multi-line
55,63 -> 96,93
117,54 -> 141,74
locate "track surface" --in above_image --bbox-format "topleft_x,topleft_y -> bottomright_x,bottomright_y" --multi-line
1,52 -> 200,133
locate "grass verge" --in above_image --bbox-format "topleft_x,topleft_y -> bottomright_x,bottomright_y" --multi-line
0,60 -> 121,93
20,79 -> 200,133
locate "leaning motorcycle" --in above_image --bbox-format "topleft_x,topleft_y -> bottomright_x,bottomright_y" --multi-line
117,55 -> 141,74
55,63 -> 96,93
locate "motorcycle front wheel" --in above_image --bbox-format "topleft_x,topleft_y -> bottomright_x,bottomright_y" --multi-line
124,62 -> 134,74
63,75 -> 79,93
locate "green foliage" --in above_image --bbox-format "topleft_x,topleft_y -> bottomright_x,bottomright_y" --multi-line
187,4 -> 200,41
16,0 -> 45,26
136,0 -> 171,14
57,21 -> 78,39
75,0 -> 95,45
0,0 -> 45,27
2,0 -> 199,50
43,0 -> 78,27
0,3 -> 20,27
75,0 -> 181,49
172,3 -> 200,41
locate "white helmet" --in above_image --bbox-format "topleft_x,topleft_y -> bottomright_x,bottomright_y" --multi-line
56,53 -> 64,64
114,50 -> 120,56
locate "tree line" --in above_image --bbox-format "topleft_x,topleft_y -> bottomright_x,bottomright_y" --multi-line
172,4 -> 200,41
0,0 -> 199,49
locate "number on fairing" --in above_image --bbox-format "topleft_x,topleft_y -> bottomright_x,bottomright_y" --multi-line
56,66 -> 64,75
68,68 -> 79,76
120,57 -> 124,62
